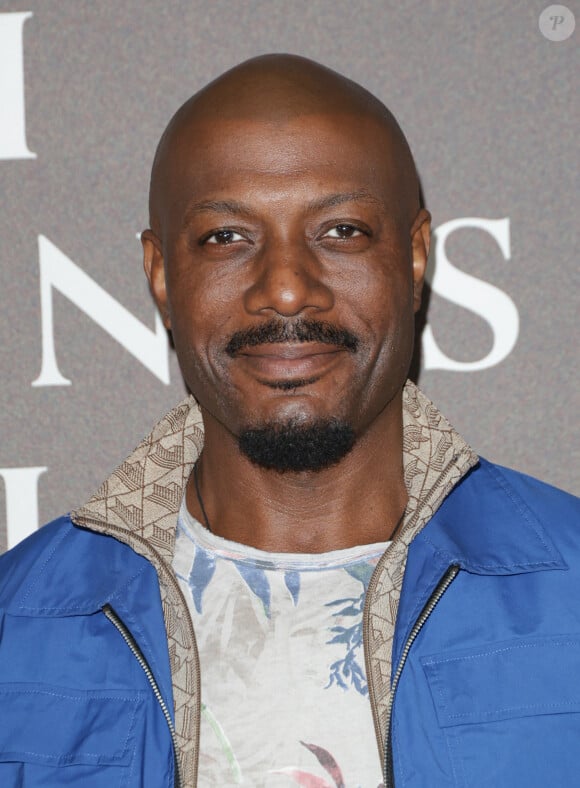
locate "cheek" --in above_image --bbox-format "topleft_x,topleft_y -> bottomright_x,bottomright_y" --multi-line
166,278 -> 242,395
345,258 -> 413,336
347,262 -> 415,386
165,255 -> 219,338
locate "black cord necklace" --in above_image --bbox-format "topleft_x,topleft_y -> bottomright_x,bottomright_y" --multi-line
193,461 -> 212,533
193,460 -> 406,540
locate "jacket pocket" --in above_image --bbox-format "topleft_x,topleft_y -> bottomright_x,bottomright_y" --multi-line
0,683 -> 144,768
422,636 -> 580,787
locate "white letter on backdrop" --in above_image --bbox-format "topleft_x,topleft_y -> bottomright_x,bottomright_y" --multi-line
423,218 -> 519,372
32,235 -> 170,386
0,12 -> 36,160
0,466 -> 47,550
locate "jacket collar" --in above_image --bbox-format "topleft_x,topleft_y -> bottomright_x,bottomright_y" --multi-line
413,457 -> 567,575
71,380 -> 480,565
16,380 -> 536,617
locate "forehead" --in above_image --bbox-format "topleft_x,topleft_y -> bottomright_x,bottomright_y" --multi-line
157,112 -> 404,222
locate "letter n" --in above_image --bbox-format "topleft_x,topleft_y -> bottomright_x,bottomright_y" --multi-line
32,235 -> 170,386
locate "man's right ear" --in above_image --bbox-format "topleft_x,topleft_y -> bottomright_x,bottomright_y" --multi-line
141,229 -> 171,330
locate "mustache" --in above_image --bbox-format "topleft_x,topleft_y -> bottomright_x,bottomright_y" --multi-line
224,319 -> 360,356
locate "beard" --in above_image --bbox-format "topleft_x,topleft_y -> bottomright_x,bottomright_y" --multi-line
238,418 -> 356,472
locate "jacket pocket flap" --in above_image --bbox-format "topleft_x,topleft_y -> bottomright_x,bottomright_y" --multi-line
0,683 -> 144,766
422,636 -> 580,728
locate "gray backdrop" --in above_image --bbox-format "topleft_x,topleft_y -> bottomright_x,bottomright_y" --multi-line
1,0 -> 578,553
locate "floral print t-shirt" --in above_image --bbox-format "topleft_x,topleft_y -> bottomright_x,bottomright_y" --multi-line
173,498 -> 389,787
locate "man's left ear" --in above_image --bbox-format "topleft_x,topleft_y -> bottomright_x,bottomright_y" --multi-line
410,208 -> 431,312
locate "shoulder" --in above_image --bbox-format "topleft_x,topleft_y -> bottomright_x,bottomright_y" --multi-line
421,458 -> 580,572
475,458 -> 580,518
0,516 -> 74,601
0,515 -> 149,613
462,458 -> 580,553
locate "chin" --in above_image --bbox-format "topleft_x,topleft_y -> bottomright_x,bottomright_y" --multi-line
237,416 -> 356,473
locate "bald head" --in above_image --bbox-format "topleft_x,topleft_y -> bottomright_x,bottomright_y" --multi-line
148,54 -> 420,233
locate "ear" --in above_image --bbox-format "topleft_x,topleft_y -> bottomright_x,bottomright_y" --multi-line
410,208 -> 431,313
142,229 -> 171,329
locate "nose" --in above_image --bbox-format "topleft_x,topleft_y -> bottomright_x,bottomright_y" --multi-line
243,238 -> 334,317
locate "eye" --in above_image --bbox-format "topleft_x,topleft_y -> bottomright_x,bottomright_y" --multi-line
202,229 -> 245,245
324,224 -> 365,239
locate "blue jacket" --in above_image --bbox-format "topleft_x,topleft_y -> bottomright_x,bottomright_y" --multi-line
1,456 -> 579,786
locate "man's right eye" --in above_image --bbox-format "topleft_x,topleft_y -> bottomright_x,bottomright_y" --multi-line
201,229 -> 244,245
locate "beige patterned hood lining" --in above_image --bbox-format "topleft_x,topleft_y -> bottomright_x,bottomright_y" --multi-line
364,382 -> 478,762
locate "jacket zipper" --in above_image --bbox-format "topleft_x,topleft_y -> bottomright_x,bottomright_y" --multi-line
74,514 -> 201,784
102,603 -> 182,788
383,564 -> 460,788
364,452 -> 473,759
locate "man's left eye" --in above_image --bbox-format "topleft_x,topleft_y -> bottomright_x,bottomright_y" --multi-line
324,224 -> 363,239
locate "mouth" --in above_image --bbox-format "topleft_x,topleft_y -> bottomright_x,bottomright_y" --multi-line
236,342 -> 345,385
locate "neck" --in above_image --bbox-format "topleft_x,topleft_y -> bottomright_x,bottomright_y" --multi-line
186,397 -> 407,553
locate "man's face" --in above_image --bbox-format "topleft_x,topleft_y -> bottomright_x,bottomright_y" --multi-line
145,112 -> 429,460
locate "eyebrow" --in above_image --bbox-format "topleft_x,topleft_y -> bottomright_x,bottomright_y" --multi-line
306,190 -> 383,212
185,199 -> 249,218
182,190 -> 383,227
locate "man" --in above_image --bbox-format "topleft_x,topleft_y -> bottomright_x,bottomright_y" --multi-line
0,54 -> 578,788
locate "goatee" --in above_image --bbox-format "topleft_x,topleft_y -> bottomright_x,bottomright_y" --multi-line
238,419 -> 356,472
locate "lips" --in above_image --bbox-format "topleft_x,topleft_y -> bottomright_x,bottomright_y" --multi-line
240,342 -> 339,359
236,342 -> 344,381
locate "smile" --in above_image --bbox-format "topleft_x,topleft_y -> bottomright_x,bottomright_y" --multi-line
237,342 -> 345,383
